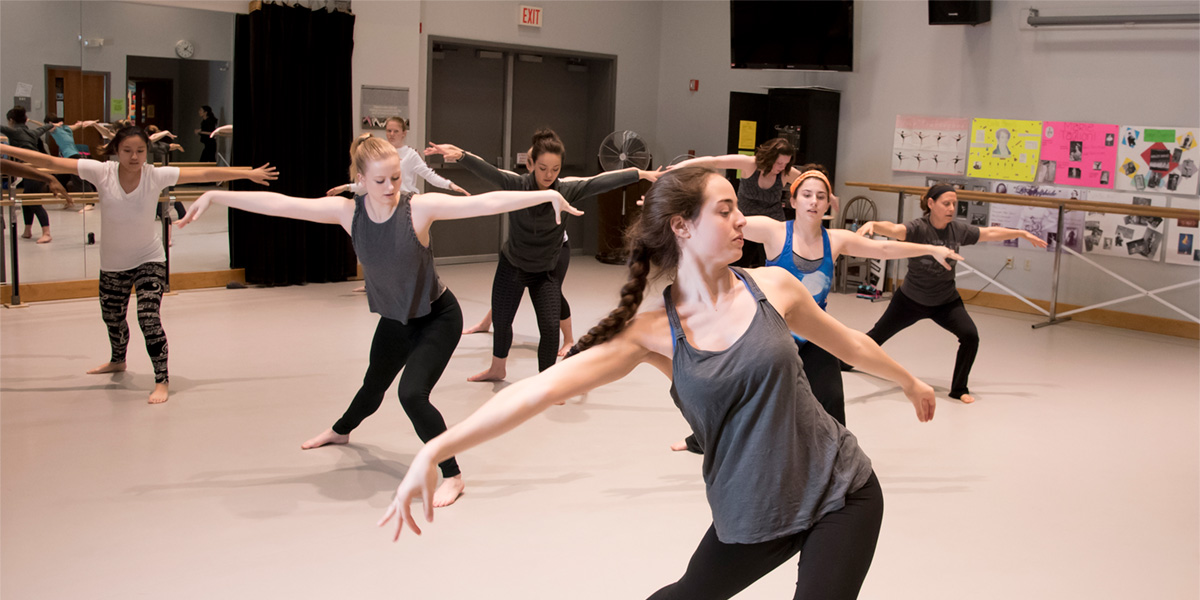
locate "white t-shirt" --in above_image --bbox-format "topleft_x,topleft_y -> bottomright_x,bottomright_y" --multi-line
397,145 -> 454,194
78,159 -> 180,272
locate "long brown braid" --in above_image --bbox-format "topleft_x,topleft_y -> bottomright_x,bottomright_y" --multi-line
566,167 -> 717,357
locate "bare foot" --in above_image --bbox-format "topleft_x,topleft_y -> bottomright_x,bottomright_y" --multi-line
557,339 -> 575,358
670,439 -> 689,452
463,319 -> 491,335
20,230 -> 32,239
959,393 -> 976,404
36,233 -> 51,244
87,361 -> 127,374
467,357 -> 506,382
148,382 -> 169,404
352,286 -> 365,293
432,475 -> 465,508
300,428 -> 350,450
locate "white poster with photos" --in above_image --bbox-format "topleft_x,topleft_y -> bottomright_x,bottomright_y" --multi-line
1114,125 -> 1200,196
892,115 -> 969,175
985,182 -> 1085,252
1082,191 -> 1167,262
1165,197 -> 1199,266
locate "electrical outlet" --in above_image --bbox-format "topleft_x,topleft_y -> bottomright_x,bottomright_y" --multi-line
1024,259 -> 1032,271
1004,257 -> 1014,269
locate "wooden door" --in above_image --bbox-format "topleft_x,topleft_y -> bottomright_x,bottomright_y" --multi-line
45,67 -> 108,157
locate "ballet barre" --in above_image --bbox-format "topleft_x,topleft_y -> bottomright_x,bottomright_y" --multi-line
845,181 -> 1200,329
1,187 -> 212,307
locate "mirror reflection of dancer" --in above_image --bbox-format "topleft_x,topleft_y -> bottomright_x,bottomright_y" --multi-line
849,184 -> 1048,403
3,106 -> 58,242
1,130 -> 278,404
672,166 -> 959,452
196,105 -> 218,162
178,136 -> 580,506
424,130 -> 661,380
380,167 -> 937,599
671,139 -> 804,268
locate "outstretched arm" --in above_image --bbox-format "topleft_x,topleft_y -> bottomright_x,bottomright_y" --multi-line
762,270 -> 935,422
1,159 -> 71,202
742,215 -> 787,257
0,143 -> 79,174
977,226 -> 1048,248
401,148 -> 469,195
410,189 -> 582,237
855,220 -> 907,241
670,154 -> 757,173
178,190 -> 353,233
425,143 -> 523,191
176,163 -> 278,186
378,332 -> 650,540
210,124 -> 233,138
831,229 -> 963,269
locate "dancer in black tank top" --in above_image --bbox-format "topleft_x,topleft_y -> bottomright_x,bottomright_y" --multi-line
381,167 -> 937,599
178,136 -> 579,508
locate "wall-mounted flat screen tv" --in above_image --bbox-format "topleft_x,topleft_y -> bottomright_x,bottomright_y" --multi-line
730,0 -> 854,71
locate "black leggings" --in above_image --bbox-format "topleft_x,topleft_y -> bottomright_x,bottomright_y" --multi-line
99,262 -> 169,383
491,253 -> 561,372
333,290 -> 463,479
648,472 -> 883,600
866,289 -> 978,399
685,338 -> 844,454
554,240 -> 571,320
20,179 -> 49,228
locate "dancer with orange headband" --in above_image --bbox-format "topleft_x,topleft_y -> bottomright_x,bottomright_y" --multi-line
671,165 -> 961,453
671,140 -> 802,267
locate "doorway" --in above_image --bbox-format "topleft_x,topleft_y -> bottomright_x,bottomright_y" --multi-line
131,78 -> 173,134
425,38 -> 616,261
44,66 -> 109,157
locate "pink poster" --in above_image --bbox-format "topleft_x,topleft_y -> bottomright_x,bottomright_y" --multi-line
1038,121 -> 1119,189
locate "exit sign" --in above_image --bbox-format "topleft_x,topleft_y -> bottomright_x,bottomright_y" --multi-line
520,5 -> 542,27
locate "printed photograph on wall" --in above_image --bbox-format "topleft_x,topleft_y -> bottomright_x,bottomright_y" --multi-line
1165,196 -> 1200,266
1115,125 -> 1199,196
1083,191 -> 1168,261
986,182 -> 1084,251
892,115 -> 970,175
1040,121 -> 1118,188
968,118 -> 1042,182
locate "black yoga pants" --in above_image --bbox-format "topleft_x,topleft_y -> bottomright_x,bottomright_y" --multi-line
491,253 -> 561,372
333,290 -> 463,479
554,239 -> 571,320
648,472 -> 883,600
20,179 -> 49,227
99,261 -> 169,383
865,288 -> 979,399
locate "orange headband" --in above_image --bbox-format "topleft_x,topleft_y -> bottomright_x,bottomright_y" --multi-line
790,170 -> 831,196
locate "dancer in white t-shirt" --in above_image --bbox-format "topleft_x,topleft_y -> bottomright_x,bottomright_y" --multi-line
1,128 -> 277,404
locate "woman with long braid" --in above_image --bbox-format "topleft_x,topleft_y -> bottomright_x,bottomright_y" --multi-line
2,129 -> 277,404
178,135 -> 580,507
380,167 -> 936,599
671,165 -> 959,455
424,129 -> 660,381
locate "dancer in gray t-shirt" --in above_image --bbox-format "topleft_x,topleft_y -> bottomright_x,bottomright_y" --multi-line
851,184 -> 1047,403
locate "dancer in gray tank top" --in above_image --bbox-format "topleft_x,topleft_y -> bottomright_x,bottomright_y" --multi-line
179,135 -> 579,508
381,167 -> 937,599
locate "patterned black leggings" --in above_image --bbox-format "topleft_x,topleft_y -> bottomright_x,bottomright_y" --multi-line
99,262 -> 169,383
491,253 -> 561,372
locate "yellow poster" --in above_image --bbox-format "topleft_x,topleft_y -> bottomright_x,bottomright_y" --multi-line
968,118 -> 1042,182
738,120 -> 756,150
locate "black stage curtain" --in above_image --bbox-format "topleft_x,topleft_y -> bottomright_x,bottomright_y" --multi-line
229,5 -> 357,286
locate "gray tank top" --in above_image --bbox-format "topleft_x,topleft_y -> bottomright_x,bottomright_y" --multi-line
352,194 -> 446,324
664,267 -> 873,544
737,172 -> 786,220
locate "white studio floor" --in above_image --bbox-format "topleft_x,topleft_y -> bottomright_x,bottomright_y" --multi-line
2,258 -> 1197,599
